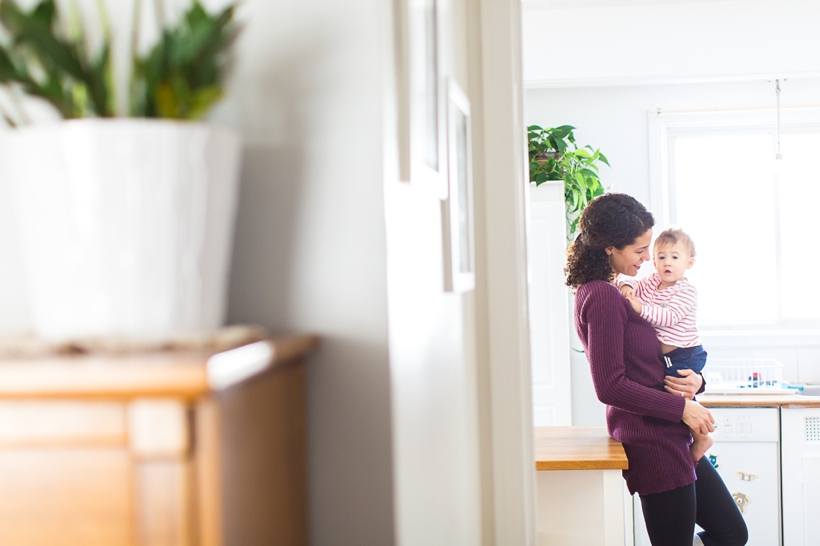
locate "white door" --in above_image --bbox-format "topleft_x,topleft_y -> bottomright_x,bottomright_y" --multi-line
528,181 -> 572,426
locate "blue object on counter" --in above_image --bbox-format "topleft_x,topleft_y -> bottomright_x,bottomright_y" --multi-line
781,381 -> 804,391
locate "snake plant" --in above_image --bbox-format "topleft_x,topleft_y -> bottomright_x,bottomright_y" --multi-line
0,0 -> 239,125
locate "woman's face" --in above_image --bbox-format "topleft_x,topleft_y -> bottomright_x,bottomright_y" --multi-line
607,229 -> 652,277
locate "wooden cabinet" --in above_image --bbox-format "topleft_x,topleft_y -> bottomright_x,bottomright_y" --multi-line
0,336 -> 317,546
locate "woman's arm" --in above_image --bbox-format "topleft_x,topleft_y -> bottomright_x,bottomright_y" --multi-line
580,283 -> 686,422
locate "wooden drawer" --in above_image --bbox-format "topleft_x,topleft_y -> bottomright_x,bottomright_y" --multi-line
0,401 -> 126,447
0,446 -> 133,546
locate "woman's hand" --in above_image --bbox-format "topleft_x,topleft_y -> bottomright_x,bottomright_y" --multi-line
664,368 -> 703,400
682,399 -> 715,435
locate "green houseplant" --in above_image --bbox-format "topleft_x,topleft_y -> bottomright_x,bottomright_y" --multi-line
528,124 -> 610,240
0,0 -> 238,123
0,0 -> 244,342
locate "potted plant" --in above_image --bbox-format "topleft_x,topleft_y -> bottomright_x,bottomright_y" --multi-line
527,124 -> 610,240
0,0 -> 242,341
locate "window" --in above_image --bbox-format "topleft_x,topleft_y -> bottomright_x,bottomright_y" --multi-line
649,108 -> 820,333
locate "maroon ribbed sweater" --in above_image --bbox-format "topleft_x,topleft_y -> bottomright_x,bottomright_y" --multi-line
575,280 -> 697,495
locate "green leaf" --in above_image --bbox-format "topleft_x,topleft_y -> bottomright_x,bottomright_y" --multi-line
0,47 -> 19,81
130,1 -> 239,119
551,137 -> 568,153
31,0 -> 57,27
551,125 -> 575,138
187,85 -> 223,119
155,81 -> 178,118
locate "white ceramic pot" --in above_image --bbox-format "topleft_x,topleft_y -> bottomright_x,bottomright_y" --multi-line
2,119 -> 242,341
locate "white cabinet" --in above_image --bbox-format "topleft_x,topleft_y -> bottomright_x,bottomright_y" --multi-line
528,181 -> 572,426
706,407 -> 781,546
781,407 -> 820,546
633,407 -> 781,546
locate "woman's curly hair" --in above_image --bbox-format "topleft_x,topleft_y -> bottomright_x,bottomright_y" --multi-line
565,193 -> 654,288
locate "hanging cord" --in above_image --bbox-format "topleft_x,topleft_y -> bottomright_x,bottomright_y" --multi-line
775,79 -> 783,160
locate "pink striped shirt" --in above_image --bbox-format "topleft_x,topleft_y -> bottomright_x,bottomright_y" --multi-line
618,273 -> 701,348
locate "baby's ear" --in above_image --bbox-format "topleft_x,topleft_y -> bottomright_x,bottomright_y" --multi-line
687,256 -> 696,269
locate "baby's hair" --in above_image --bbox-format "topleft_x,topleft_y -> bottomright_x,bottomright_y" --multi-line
654,227 -> 696,257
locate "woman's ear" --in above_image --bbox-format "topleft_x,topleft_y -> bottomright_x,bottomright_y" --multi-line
605,246 -> 614,256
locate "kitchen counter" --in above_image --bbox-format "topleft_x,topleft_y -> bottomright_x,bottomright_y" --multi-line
534,426 -> 628,471
534,426 -> 629,546
699,391 -> 820,408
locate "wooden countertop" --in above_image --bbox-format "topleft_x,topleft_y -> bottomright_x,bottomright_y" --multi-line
699,392 -> 820,408
0,334 -> 319,400
534,426 -> 628,471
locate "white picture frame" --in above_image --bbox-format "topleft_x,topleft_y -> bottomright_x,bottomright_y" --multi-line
442,79 -> 475,292
399,0 -> 448,198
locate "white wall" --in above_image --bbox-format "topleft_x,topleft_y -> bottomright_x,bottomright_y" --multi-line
383,2 -> 482,543
216,1 -> 398,543
522,0 -> 820,425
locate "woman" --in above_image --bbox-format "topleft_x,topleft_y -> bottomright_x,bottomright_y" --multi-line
565,193 -> 747,546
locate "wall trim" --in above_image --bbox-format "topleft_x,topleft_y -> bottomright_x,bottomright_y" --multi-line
473,0 -> 538,544
525,70 -> 820,90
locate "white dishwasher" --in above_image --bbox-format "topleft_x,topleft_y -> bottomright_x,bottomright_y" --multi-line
633,406 -> 781,546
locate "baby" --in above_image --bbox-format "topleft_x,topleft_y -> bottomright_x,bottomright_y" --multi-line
618,227 -> 712,461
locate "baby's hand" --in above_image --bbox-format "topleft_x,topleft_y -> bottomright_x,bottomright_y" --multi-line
620,285 -> 635,299
627,295 -> 642,314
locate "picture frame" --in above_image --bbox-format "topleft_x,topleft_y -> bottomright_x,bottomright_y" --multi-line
398,0 -> 448,198
442,79 -> 475,292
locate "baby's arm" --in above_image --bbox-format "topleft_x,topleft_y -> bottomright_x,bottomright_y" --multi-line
617,275 -> 645,313
640,284 -> 697,327
616,275 -> 636,298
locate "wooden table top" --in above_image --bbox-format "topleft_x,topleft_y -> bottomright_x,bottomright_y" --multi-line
0,334 -> 319,400
699,392 -> 820,408
534,426 -> 628,471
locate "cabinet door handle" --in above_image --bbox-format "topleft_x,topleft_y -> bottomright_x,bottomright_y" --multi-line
737,471 -> 757,482
732,492 -> 750,513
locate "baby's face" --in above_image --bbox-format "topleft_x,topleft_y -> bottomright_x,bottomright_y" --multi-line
653,242 -> 694,285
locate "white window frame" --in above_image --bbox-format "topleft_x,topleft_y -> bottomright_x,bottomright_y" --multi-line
648,107 -> 820,348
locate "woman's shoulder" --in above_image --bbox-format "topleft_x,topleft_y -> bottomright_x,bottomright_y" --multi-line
576,280 -> 620,302
575,281 -> 623,303
576,280 -> 629,322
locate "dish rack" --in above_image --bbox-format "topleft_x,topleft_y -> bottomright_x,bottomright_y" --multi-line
704,358 -> 784,393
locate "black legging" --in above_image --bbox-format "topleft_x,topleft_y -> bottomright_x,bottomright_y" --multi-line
639,457 -> 748,546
